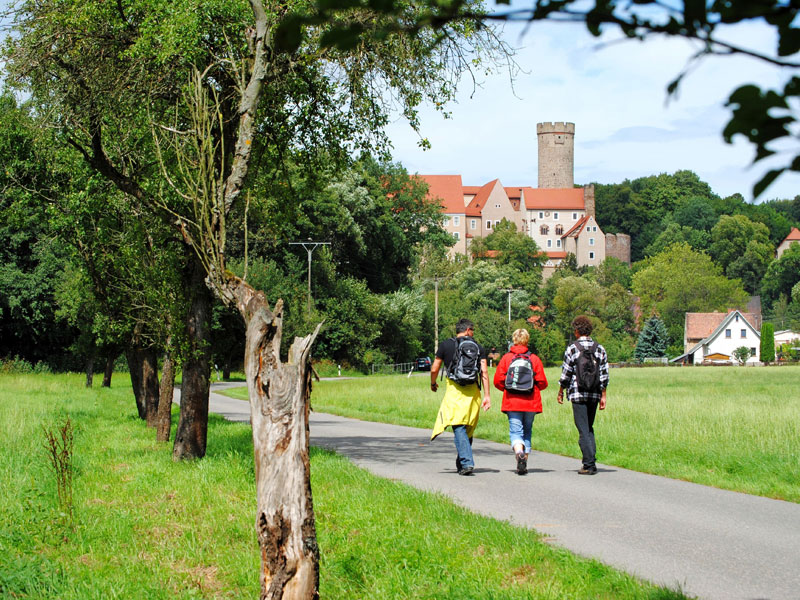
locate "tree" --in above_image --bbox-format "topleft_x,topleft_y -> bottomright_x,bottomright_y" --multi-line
760,322 -> 776,364
673,196 -> 718,232
709,215 -> 772,273
632,243 -> 750,346
634,316 -> 669,362
733,346 -> 751,365
762,243 -> 800,307
644,221 -> 710,257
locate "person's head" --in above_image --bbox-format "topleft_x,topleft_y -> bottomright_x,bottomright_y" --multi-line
455,319 -> 475,336
571,315 -> 593,337
511,328 -> 530,346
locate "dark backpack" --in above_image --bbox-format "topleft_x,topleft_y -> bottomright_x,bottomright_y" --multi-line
574,341 -> 601,393
447,337 -> 481,386
504,351 -> 535,394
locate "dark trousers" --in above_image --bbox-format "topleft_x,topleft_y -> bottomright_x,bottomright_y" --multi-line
571,401 -> 598,468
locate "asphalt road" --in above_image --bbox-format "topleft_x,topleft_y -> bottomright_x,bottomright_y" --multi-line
191,382 -> 800,600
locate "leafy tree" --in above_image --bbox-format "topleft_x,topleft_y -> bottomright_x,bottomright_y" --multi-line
709,215 -> 772,272
673,196 -> 718,231
634,316 -> 669,361
726,241 -> 775,295
733,346 -> 751,365
760,322 -> 776,364
644,221 -> 710,257
762,244 -> 800,307
632,243 -> 750,346
594,256 -> 632,290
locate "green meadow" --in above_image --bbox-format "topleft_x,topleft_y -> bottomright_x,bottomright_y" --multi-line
295,366 -> 800,503
0,373 -> 688,599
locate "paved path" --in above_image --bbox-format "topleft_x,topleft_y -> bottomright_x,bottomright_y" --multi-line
193,383 -> 800,600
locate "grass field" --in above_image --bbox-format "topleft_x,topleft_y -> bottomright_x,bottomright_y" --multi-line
275,366 -> 800,503
1,373 -> 689,599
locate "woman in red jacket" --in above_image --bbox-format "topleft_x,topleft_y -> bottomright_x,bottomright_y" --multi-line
493,328 -> 548,475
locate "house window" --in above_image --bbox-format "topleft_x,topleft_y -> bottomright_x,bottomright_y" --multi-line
539,211 -> 544,219
589,237 -> 595,246
453,231 -> 460,240
486,220 -> 492,230
741,329 -> 747,338
725,329 -> 731,338
588,251 -> 595,259
573,212 -> 578,220
553,212 -> 559,220
547,239 -> 552,248
496,220 -> 502,227
540,225 -> 549,235
556,239 -> 562,248
496,203 -> 501,208
470,219 -> 476,230
453,216 -> 460,226
443,217 -> 450,226
555,225 -> 564,235
750,347 -> 756,355
735,314 -> 739,322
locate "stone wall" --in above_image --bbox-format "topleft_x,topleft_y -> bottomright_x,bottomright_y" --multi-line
605,233 -> 631,264
537,121 -> 575,189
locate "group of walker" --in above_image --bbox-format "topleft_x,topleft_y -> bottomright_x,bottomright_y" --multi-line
430,316 -> 609,476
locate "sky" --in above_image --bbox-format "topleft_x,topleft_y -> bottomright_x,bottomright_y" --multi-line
383,15 -> 800,203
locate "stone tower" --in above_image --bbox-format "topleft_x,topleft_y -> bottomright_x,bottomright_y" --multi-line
537,122 -> 575,189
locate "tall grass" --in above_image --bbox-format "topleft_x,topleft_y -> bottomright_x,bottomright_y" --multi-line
0,373 -> 688,599
306,366 -> 800,502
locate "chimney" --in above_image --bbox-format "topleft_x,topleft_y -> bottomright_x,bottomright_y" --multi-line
583,184 -> 595,218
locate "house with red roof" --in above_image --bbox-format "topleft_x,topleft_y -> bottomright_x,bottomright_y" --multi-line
415,122 -> 629,275
672,309 -> 762,365
776,227 -> 800,258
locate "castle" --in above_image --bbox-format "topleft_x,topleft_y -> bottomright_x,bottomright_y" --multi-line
417,122 -> 631,276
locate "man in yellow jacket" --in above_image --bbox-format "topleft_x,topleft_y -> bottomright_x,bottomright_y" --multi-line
430,319 -> 491,475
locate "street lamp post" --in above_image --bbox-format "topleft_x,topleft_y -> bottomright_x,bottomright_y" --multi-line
289,241 -> 330,315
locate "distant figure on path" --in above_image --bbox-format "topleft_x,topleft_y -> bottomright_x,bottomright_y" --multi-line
557,315 -> 609,475
430,319 -> 491,475
493,328 -> 548,475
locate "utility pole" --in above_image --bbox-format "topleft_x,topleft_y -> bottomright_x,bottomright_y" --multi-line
289,241 -> 330,315
500,287 -> 515,321
434,277 -> 440,355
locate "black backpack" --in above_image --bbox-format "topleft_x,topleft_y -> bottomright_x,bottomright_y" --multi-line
504,351 -> 535,394
574,341 -> 601,393
447,337 -> 481,386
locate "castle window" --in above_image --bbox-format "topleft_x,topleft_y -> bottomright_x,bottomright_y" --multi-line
553,212 -> 559,220
573,212 -> 578,220
540,225 -> 549,235
589,238 -> 595,246
556,239 -> 561,248
453,216 -> 460,226
486,220 -> 492,230
539,211 -> 544,219
470,219 -> 477,230
547,239 -> 552,248
453,231 -> 460,240
555,225 -> 564,235
589,251 -> 595,260
496,203 -> 501,208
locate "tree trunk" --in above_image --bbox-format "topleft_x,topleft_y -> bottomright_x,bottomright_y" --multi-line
230,278 -> 321,600
85,355 -> 95,388
156,346 -> 176,442
126,348 -> 147,420
142,348 -> 160,428
102,352 -> 117,387
173,261 -> 212,460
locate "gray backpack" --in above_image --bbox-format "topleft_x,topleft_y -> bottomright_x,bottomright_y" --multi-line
447,337 -> 481,386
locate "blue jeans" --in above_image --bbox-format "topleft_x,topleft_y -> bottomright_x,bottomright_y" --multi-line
452,425 -> 474,470
507,411 -> 536,454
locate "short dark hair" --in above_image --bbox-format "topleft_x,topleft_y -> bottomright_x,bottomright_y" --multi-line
456,319 -> 475,334
571,315 -> 593,336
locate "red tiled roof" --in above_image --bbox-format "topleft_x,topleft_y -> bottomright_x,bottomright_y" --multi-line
523,188 -> 585,210
546,251 -> 567,259
785,227 -> 800,241
466,180 -> 497,217
685,311 -> 760,341
562,215 -> 590,238
415,174 -> 465,214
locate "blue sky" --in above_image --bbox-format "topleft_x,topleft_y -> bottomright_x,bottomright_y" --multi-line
384,16 -> 800,202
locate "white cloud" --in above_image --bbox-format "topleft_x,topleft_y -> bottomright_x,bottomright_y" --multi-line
385,18 -> 800,201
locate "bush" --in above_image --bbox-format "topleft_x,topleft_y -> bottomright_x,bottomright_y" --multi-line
0,356 -> 52,374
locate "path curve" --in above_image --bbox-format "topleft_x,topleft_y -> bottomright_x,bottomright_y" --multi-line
187,383 -> 800,600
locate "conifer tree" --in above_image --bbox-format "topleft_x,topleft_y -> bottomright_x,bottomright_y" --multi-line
760,322 -> 775,363
634,316 -> 669,361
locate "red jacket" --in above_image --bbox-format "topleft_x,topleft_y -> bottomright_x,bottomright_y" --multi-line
493,345 -> 548,413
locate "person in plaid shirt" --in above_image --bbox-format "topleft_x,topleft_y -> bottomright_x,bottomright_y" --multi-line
556,315 -> 609,475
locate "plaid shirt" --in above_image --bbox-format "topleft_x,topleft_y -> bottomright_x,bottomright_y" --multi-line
558,337 -> 609,403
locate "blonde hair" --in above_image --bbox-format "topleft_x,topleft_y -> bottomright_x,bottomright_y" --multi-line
511,328 -> 530,346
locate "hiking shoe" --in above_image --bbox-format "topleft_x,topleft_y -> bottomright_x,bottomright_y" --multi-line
458,465 -> 474,476
516,452 -> 527,475
578,466 -> 597,475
